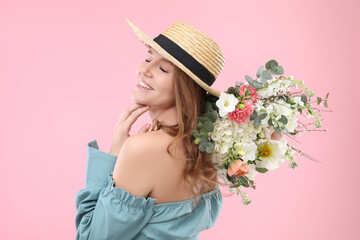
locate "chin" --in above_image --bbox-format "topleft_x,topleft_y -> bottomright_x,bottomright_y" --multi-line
131,91 -> 151,105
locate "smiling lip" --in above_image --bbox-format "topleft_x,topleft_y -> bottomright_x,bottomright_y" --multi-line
139,78 -> 154,90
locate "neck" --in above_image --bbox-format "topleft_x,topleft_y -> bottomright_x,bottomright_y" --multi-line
148,104 -> 178,127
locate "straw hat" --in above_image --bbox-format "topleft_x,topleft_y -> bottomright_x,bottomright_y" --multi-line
125,18 -> 225,98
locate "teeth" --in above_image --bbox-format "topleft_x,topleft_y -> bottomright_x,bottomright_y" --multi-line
139,81 -> 153,90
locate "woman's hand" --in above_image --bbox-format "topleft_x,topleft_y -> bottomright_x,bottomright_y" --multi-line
109,103 -> 151,156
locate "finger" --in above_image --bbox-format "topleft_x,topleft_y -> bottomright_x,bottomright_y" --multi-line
118,103 -> 148,124
122,106 -> 151,133
138,123 -> 150,134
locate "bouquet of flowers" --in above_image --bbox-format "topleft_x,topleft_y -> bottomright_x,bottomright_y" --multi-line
191,59 -> 331,205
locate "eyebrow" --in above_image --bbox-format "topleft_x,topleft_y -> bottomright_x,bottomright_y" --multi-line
148,49 -> 173,65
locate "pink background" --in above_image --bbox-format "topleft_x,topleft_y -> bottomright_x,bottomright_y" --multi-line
1,0 -> 359,239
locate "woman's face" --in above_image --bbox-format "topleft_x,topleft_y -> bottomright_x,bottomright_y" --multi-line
131,47 -> 175,108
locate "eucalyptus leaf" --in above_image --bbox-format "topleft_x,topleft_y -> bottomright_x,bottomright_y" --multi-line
259,112 -> 268,120
254,118 -> 261,127
260,77 -> 268,86
301,94 -> 307,104
204,101 -> 212,113
255,167 -> 268,173
229,182 -> 241,188
245,75 -> 254,84
226,173 -> 237,183
265,59 -> 278,71
205,141 -> 214,153
238,176 -> 249,187
250,110 -> 257,120
275,65 -> 284,75
274,126 -> 281,134
252,81 -> 263,88
198,137 -> 208,152
204,111 -> 217,122
261,70 -> 273,80
205,119 -> 214,132
200,132 -> 208,138
191,129 -> 199,138
278,115 -> 288,124
256,65 -> 265,78
268,118 -> 273,126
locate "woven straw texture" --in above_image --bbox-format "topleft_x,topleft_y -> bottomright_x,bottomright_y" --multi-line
125,18 -> 224,97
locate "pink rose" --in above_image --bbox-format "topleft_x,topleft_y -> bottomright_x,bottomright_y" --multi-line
228,159 -> 250,178
227,101 -> 254,124
239,85 -> 259,104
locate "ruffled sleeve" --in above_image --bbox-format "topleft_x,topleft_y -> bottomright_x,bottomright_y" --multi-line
75,140 -> 156,240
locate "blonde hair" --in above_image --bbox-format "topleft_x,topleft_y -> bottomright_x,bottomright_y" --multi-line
151,65 -> 222,209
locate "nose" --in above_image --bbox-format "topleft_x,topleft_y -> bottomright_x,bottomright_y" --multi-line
141,61 -> 153,77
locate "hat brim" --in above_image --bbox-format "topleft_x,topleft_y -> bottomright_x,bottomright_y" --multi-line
125,18 -> 221,98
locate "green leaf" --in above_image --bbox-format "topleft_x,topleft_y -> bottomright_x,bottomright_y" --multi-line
261,70 -> 273,80
205,119 -> 214,132
250,110 -> 257,120
229,182 -> 241,188
317,97 -> 321,105
254,117 -> 261,127
207,111 -> 217,122
200,131 -> 208,138
256,65 -> 265,78
238,176 -> 249,187
196,117 -> 205,123
270,65 -> 284,75
256,167 -> 268,173
324,100 -> 328,108
265,59 -> 278,71
278,115 -> 288,124
198,122 -> 203,129
258,112 -> 268,120
191,129 -> 199,138
301,94 -> 307,105
252,81 -> 263,89
204,101 -> 212,113
245,75 -> 254,84
325,92 -> 329,100
268,117 -> 273,126
205,141 -> 214,153
274,126 -> 281,134
227,173 -> 237,183
227,87 -> 236,95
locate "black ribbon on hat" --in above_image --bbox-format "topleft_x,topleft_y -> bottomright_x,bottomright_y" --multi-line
153,34 -> 216,86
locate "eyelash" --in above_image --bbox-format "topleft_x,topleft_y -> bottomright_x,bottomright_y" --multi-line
145,59 -> 168,73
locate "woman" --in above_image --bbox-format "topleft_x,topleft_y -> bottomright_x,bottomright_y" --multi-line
75,18 -> 225,240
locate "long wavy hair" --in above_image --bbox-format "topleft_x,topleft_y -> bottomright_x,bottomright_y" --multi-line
150,65 -> 223,209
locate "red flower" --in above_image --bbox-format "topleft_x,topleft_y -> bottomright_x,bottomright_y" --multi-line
239,85 -> 259,104
227,101 -> 254,124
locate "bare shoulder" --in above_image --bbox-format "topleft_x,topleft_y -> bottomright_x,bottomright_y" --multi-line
126,129 -> 180,155
111,130 -> 174,198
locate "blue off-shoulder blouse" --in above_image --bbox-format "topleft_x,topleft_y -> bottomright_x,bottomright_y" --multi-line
75,140 -> 223,240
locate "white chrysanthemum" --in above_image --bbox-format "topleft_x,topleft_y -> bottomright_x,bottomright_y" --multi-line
234,142 -> 257,162
234,121 -> 261,143
210,117 -> 235,165
255,139 -> 287,171
216,92 -> 238,117
245,163 -> 258,181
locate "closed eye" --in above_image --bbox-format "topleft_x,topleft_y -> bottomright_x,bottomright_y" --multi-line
145,59 -> 168,73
